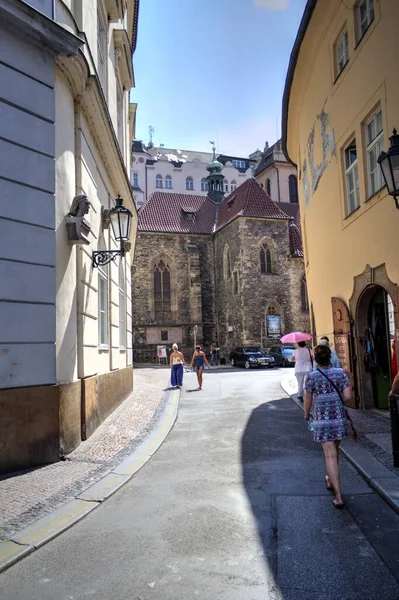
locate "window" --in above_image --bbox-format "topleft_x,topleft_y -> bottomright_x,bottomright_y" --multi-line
365,109 -> 384,197
161,330 -> 168,341
186,177 -> 194,191
119,260 -> 126,347
266,178 -> 271,197
116,79 -> 124,152
260,244 -> 272,274
165,175 -> 172,189
335,28 -> 349,77
344,139 -> 360,215
231,180 -> 237,191
233,271 -> 238,295
223,245 -> 231,280
133,172 -> 139,187
97,2 -> 108,91
232,159 -> 245,169
301,276 -> 309,313
154,259 -> 171,318
98,238 -> 109,346
358,0 -> 374,39
288,175 -> 298,203
201,178 -> 209,191
224,179 -> 229,192
267,304 -> 277,315
156,174 -> 163,188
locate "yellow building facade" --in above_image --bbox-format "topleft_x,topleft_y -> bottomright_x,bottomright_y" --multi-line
283,0 -> 399,410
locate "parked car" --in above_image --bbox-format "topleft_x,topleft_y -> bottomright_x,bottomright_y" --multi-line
267,344 -> 296,367
229,346 -> 275,369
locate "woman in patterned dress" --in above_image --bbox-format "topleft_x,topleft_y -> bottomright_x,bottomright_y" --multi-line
304,344 -> 351,508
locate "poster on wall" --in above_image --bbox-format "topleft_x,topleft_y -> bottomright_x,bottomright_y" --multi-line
157,345 -> 167,359
267,315 -> 281,339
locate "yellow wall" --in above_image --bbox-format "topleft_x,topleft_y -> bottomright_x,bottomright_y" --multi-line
286,0 -> 399,338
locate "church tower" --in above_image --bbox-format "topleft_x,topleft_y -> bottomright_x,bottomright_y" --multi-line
206,144 -> 225,204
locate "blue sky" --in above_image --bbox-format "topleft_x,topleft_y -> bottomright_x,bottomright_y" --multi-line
132,0 -> 307,157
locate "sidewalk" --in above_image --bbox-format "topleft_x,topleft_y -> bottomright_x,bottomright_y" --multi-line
281,373 -> 399,514
0,368 -> 173,541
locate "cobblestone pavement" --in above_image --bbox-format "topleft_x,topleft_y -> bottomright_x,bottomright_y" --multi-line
0,367 -> 170,538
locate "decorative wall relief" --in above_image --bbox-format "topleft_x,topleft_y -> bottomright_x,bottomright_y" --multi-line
301,106 -> 336,206
66,194 -> 92,245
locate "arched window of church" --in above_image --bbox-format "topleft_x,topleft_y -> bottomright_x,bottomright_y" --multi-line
233,271 -> 239,294
201,178 -> 208,191
186,176 -> 194,191
301,276 -> 309,312
231,180 -> 237,192
260,244 -> 272,274
223,245 -> 232,280
156,174 -> 163,189
165,175 -> 172,189
154,259 -> 171,318
266,178 -> 271,197
289,174 -> 298,203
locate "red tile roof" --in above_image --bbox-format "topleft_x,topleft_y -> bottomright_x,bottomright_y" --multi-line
216,178 -> 290,230
289,222 -> 303,257
279,202 -> 301,230
138,192 -> 217,234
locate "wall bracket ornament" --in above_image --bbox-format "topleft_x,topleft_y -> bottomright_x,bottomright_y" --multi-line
66,194 -> 91,245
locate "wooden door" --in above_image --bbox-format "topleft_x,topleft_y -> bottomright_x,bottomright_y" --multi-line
331,297 -> 357,408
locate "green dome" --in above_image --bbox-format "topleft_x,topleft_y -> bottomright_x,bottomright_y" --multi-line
207,159 -> 223,172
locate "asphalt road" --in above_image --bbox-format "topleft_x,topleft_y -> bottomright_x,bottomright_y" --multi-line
1,368 -> 399,600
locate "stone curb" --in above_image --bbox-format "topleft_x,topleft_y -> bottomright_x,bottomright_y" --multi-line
280,376 -> 399,516
0,388 -> 180,574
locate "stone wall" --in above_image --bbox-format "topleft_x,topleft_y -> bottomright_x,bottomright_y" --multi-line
132,232 -> 215,361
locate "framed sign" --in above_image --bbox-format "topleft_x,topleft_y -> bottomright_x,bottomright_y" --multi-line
267,314 -> 281,339
157,345 -> 167,358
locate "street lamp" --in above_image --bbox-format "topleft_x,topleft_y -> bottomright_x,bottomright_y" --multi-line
378,128 -> 399,210
92,195 -> 132,268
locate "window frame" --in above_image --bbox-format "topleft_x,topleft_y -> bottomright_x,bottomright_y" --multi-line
233,271 -> 239,295
116,77 -> 124,153
97,0 -> 108,92
119,259 -> 127,348
266,178 -> 271,197
165,175 -> 172,189
357,0 -> 374,41
334,27 -> 349,79
288,175 -> 298,204
233,159 -> 245,169
98,238 -> 109,348
155,174 -> 163,189
186,176 -> 194,191
133,172 -> 139,187
365,108 -> 384,198
231,180 -> 237,192
260,244 -> 272,274
201,178 -> 209,192
301,276 -> 309,313
344,138 -> 360,216
154,259 -> 171,318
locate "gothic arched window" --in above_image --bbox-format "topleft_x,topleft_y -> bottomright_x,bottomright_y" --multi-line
233,271 -> 239,295
223,245 -> 232,280
186,176 -> 194,191
165,175 -> 172,189
201,178 -> 208,191
156,174 -> 163,189
301,276 -> 309,312
260,244 -> 272,274
267,304 -> 277,315
154,259 -> 171,318
266,178 -> 271,197
289,174 -> 298,203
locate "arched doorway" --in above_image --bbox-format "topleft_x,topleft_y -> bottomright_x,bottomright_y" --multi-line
356,285 -> 395,410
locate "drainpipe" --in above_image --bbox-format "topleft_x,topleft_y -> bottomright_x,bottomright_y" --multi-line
74,100 -> 84,383
272,164 -> 281,202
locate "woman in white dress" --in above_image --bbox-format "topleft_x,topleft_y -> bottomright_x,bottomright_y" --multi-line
291,341 -> 313,401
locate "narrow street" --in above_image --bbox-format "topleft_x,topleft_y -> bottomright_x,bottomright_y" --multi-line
1,369 -> 399,600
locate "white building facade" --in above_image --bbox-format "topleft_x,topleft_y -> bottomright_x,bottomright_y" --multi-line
0,0 -> 139,473
131,142 -> 257,208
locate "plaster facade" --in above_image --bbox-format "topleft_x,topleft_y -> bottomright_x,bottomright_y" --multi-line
283,0 -> 399,409
0,0 -> 139,472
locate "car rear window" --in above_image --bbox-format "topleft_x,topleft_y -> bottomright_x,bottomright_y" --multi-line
245,347 -> 262,353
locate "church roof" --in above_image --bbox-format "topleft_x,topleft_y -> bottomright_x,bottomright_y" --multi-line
288,222 -> 304,257
138,192 -> 217,234
216,178 -> 290,230
278,201 -> 301,229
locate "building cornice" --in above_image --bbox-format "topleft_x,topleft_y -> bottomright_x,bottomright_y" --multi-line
0,0 -> 84,56
281,0 -> 317,166
114,28 -> 134,88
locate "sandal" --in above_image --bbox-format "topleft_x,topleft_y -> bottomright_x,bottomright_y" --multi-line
325,476 -> 333,491
332,498 -> 345,509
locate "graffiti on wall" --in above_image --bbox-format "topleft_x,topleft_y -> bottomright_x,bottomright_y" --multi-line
302,107 -> 336,206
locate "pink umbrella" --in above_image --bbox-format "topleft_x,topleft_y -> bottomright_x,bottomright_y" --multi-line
280,331 -> 313,344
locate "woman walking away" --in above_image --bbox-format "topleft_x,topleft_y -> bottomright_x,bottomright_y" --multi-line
292,341 -> 313,401
304,344 -> 352,509
191,345 -> 210,390
170,343 -> 185,388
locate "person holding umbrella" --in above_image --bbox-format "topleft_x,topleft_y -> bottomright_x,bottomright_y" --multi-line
280,332 -> 313,401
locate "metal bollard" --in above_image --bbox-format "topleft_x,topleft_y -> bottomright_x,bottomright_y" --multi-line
390,395 -> 399,468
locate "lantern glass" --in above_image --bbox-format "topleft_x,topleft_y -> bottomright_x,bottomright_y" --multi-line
109,197 -> 132,242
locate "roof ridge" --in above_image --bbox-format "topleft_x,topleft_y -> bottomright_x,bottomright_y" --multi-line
243,178 -> 256,213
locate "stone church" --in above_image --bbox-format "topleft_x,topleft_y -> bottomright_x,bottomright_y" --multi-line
132,151 -> 310,362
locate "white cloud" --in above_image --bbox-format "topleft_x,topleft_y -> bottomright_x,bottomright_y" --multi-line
253,0 -> 289,10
